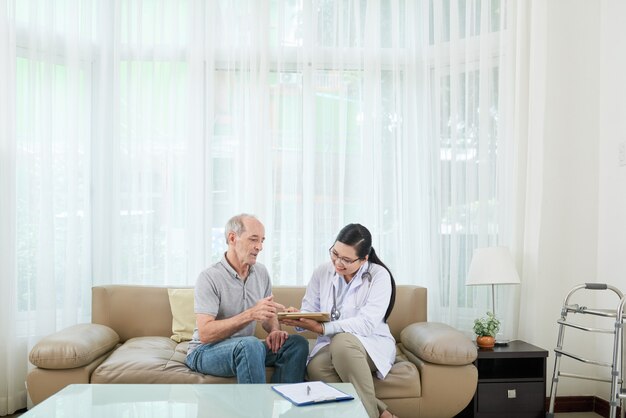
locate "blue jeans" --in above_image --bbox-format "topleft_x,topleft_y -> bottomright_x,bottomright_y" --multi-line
186,335 -> 308,384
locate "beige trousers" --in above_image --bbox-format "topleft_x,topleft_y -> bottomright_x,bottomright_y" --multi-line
307,333 -> 387,418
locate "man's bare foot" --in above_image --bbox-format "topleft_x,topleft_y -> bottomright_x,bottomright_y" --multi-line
379,410 -> 398,418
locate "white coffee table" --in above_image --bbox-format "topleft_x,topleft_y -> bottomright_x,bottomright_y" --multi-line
23,383 -> 369,417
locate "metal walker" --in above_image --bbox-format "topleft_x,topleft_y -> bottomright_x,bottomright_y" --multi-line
546,283 -> 625,418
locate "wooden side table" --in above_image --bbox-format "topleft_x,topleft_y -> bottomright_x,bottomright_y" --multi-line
456,340 -> 549,418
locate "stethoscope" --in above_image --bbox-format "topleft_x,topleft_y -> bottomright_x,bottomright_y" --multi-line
330,266 -> 373,321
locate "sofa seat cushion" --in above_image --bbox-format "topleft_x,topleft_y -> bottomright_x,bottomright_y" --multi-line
373,359 -> 421,399
91,336 -> 236,384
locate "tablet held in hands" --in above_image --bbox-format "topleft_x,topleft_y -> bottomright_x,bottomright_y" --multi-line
277,312 -> 330,322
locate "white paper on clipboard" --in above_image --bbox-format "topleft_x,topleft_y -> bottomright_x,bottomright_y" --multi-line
272,381 -> 354,406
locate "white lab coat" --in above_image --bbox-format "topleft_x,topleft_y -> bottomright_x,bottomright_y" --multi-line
301,261 -> 396,379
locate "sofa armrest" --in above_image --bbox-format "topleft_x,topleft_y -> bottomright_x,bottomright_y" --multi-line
400,322 -> 477,366
29,323 -> 120,370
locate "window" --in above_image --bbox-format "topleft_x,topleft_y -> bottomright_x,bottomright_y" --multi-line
13,1 -> 511,326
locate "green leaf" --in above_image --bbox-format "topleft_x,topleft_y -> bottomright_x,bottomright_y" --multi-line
472,311 -> 501,337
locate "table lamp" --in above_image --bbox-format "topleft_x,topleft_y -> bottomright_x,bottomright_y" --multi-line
466,246 -> 520,344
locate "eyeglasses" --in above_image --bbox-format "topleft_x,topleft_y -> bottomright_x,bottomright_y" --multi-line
329,247 -> 361,266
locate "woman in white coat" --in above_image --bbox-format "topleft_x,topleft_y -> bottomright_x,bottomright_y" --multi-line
281,223 -> 397,418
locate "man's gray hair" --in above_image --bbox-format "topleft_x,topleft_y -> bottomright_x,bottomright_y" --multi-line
224,213 -> 257,243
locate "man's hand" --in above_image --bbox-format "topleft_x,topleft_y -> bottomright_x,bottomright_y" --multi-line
265,329 -> 289,353
249,296 -> 285,322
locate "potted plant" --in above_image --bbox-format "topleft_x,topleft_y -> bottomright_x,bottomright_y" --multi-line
473,311 -> 500,348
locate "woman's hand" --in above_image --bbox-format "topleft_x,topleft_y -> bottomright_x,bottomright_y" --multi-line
280,317 -> 324,334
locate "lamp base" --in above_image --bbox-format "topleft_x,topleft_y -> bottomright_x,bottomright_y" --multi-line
494,339 -> 510,346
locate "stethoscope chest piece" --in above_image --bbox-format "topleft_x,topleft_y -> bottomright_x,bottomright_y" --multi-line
331,296 -> 341,321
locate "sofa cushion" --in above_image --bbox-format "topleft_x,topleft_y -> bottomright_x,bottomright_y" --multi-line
168,289 -> 196,342
400,322 -> 477,365
91,336 -> 235,384
29,324 -> 120,369
373,359 -> 421,399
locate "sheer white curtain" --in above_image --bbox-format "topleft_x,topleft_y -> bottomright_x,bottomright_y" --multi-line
422,0 -> 520,332
1,1 -> 519,414
1,3 -> 19,416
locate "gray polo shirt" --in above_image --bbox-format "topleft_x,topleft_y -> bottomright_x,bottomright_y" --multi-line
187,256 -> 272,355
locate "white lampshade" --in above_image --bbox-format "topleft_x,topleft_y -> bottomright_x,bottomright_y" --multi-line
466,247 -> 520,286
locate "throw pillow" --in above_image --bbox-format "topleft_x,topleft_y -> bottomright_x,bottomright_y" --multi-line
167,288 -> 196,343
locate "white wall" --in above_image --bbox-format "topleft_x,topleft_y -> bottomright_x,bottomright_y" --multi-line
518,0 -> 626,400
539,0 -> 600,396
594,0 -> 626,399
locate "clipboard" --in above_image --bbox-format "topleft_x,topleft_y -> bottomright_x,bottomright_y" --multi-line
277,312 -> 330,322
272,381 -> 354,406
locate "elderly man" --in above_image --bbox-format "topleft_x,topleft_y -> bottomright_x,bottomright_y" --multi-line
186,214 -> 308,383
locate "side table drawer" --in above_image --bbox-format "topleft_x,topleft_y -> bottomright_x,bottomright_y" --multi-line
476,382 -> 544,413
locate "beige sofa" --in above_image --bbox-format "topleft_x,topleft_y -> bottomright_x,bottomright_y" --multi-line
27,284 -> 477,417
